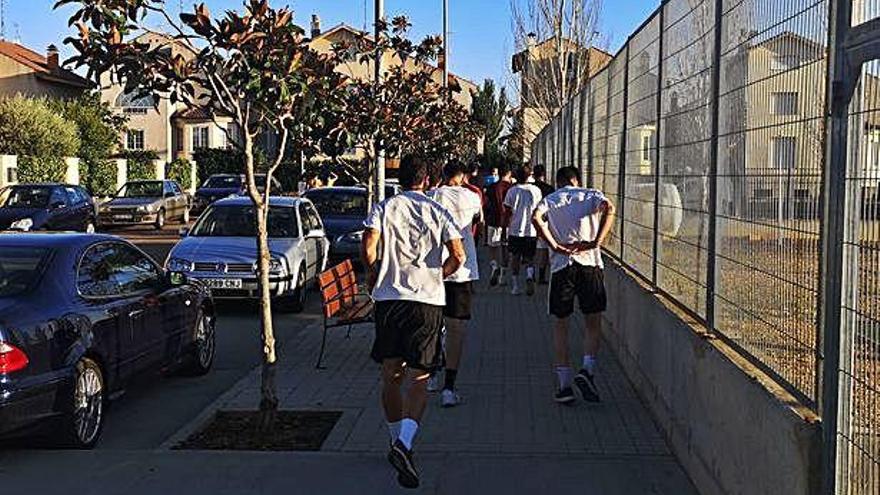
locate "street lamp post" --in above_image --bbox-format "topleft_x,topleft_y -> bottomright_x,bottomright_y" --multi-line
373,0 -> 385,205
442,0 -> 448,90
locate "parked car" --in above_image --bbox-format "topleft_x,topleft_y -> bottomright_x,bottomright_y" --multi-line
191,174 -> 282,215
0,233 -> 215,448
166,196 -> 329,312
302,186 -> 370,258
98,180 -> 191,229
0,183 -> 97,233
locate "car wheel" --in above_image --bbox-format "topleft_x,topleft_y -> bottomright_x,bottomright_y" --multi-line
84,219 -> 96,234
281,264 -> 307,313
186,310 -> 215,375
59,357 -> 104,449
154,209 -> 166,230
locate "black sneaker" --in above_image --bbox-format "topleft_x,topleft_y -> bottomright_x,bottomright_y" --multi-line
574,369 -> 600,402
526,277 -> 535,296
388,439 -> 419,489
489,267 -> 500,287
554,387 -> 576,404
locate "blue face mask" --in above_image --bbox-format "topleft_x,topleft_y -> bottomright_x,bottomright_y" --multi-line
484,175 -> 499,186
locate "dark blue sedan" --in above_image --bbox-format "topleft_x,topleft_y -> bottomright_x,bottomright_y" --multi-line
0,233 -> 215,448
0,183 -> 97,233
191,173 -> 281,215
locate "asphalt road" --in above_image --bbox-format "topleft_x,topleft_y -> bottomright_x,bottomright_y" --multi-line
2,224 -> 325,450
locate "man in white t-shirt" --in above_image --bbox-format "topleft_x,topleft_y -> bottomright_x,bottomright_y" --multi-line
428,161 -> 482,408
532,166 -> 616,405
503,165 -> 543,296
362,156 -> 465,489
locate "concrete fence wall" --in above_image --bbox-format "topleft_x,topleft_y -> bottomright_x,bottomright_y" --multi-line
601,259 -> 821,495
0,154 -> 198,193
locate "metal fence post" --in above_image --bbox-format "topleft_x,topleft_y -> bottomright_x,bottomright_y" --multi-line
652,7 -> 665,285
618,43 -> 631,258
819,1 -> 855,493
586,81 -> 595,187
705,0 -> 723,330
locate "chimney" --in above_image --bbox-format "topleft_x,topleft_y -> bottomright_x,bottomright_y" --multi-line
526,32 -> 537,49
46,44 -> 59,71
310,14 -> 321,38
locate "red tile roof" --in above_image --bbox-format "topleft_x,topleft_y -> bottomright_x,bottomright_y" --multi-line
0,40 -> 92,89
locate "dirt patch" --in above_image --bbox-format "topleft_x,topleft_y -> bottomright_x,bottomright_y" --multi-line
174,410 -> 343,451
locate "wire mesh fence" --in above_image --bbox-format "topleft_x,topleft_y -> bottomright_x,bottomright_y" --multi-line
528,0 -> 878,491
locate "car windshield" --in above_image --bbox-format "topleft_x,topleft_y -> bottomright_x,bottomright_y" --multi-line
0,247 -> 50,297
119,182 -> 162,198
190,205 -> 298,238
203,176 -> 242,188
0,186 -> 53,208
306,191 -> 367,217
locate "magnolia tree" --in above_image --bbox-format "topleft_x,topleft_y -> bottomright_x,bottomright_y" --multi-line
56,0 -> 347,431
324,17 -> 480,202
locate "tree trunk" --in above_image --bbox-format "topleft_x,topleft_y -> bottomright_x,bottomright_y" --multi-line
244,139 -> 278,435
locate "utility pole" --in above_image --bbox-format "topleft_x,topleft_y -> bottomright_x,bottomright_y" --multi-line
1,0 -> 6,41
373,0 -> 385,205
442,0 -> 449,89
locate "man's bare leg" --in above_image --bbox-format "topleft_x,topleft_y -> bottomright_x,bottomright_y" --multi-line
441,317 -> 466,406
552,316 -> 575,402
536,247 -> 549,284
382,359 -> 405,442
573,313 -> 602,402
510,252 -> 522,294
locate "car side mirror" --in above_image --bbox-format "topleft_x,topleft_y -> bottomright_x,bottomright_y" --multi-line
51,201 -> 66,210
165,191 -> 175,198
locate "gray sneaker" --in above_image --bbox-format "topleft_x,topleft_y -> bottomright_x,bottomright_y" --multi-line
574,369 -> 600,402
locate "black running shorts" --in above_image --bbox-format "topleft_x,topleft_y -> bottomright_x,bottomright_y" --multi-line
508,236 -> 537,258
443,281 -> 473,320
371,300 -> 445,372
548,263 -> 607,318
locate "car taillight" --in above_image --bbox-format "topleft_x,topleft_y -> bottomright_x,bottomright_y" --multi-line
0,342 -> 28,374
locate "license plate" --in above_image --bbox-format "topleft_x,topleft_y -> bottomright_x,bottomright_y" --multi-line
199,278 -> 243,289
114,214 -> 133,221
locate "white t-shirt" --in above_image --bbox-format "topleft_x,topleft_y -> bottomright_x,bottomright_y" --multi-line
429,185 -> 482,282
364,190 -> 462,306
534,186 -> 608,273
503,183 -> 542,237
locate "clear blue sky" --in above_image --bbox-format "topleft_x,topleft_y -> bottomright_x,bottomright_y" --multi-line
5,0 -> 659,94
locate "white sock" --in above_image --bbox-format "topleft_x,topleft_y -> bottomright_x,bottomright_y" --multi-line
511,276 -> 520,289
556,366 -> 573,389
387,421 -> 402,443
526,266 -> 535,280
583,355 -> 597,375
398,418 -> 419,450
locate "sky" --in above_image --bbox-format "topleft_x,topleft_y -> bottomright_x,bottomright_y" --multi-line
4,0 -> 660,94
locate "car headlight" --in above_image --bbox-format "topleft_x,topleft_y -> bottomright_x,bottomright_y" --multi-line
137,205 -> 151,213
10,218 -> 33,231
268,258 -> 285,274
340,230 -> 364,243
167,257 -> 194,272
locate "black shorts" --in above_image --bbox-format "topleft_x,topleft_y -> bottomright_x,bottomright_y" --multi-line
508,236 -> 537,258
371,300 -> 444,372
548,263 -> 607,318
444,281 -> 472,320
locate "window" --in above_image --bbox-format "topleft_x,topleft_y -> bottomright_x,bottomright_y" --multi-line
641,134 -> 652,163
49,187 -> 68,208
175,128 -> 184,152
771,54 -> 798,72
126,129 -> 145,150
77,243 -> 160,297
226,123 -> 241,149
115,89 -> 156,114
771,137 -> 797,170
0,247 -> 50,296
771,92 -> 799,116
192,126 -> 210,149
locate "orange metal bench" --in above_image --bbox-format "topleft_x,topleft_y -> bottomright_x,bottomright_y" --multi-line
316,259 -> 373,368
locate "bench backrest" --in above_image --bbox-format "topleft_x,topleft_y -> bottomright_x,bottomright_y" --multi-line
318,259 -> 359,318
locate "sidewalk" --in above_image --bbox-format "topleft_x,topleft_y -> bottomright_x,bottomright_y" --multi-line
2,259 -> 699,494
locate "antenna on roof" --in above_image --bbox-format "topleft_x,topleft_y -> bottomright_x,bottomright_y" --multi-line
1,0 -> 6,40
12,22 -> 19,44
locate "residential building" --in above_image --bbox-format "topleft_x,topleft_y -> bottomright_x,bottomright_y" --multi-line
0,41 -> 91,99
100,33 -> 238,164
512,34 -> 611,162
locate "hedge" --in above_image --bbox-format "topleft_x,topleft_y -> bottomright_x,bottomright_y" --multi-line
119,150 -> 159,181
167,158 -> 193,190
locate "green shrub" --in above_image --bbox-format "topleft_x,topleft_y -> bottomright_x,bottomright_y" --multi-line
167,158 -> 193,190
119,150 -> 159,181
84,160 -> 118,197
16,156 -> 67,184
0,95 -> 80,157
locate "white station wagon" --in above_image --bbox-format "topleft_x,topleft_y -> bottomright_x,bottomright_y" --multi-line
165,196 -> 329,312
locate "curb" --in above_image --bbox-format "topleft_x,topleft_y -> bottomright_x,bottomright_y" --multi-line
157,320 -> 323,451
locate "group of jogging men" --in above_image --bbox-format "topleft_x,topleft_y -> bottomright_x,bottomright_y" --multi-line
360,155 -> 616,489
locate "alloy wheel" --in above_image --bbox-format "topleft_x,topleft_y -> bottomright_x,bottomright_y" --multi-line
73,363 -> 103,446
